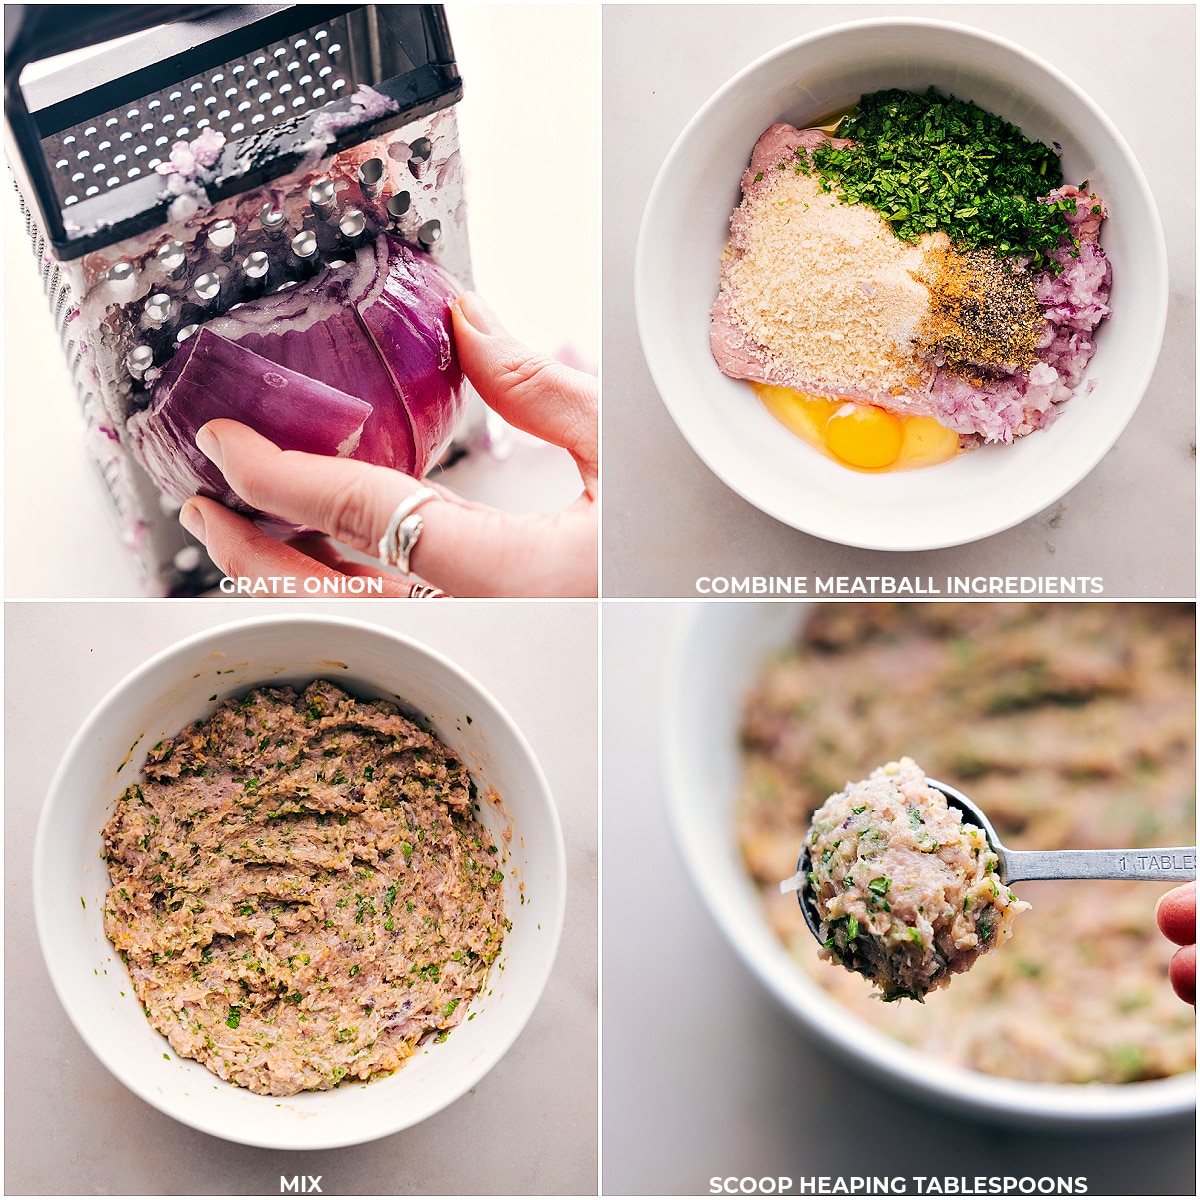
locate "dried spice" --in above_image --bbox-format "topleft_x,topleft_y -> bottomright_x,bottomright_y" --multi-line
916,246 -> 1043,372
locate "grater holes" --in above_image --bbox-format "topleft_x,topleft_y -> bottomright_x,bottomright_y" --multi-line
106,176 -> 120,188
65,195 -> 79,205
85,185 -> 99,196
41,13 -> 358,209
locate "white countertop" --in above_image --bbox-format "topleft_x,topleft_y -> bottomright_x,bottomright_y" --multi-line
5,599 -> 597,1195
601,4 -> 1196,597
602,601 -> 1196,1196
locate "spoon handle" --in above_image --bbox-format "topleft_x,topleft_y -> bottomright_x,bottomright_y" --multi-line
1004,846 -> 1197,884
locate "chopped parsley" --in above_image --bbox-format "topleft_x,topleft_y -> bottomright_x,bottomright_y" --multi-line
796,87 -> 1076,269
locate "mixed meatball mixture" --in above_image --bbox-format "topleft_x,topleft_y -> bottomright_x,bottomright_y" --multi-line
802,757 -> 1028,1000
102,680 -> 507,1096
739,603 -> 1195,1084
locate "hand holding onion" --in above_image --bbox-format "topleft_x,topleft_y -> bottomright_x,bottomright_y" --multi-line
178,293 -> 598,597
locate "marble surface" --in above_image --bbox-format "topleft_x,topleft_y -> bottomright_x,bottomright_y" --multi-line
602,5 -> 1196,598
4,4 -> 598,598
602,602 -> 1196,1197
5,600 -> 597,1195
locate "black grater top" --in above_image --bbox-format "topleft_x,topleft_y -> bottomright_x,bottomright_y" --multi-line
5,3 -> 462,260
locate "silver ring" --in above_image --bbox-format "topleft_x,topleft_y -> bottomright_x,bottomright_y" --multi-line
378,487 -> 439,569
394,513 -> 423,575
408,583 -> 446,599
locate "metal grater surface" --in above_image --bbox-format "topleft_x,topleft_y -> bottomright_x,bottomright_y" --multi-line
43,17 -> 357,212
8,4 -> 474,597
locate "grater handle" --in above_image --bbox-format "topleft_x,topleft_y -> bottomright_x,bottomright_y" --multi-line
4,6 -> 225,69
5,5 -> 219,256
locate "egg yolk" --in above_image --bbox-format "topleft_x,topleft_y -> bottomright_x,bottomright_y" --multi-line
826,403 -> 903,468
754,384 -> 960,472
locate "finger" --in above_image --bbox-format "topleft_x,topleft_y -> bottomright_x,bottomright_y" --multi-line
288,535 -> 447,595
452,294 -> 598,496
1155,882 -> 1197,946
1169,944 -> 1196,1006
195,420 -> 587,596
182,497 -> 414,597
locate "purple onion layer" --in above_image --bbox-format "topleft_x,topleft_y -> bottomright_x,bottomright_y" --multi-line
129,234 -> 466,531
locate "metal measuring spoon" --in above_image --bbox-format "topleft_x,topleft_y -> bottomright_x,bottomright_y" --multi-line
794,777 -> 1198,942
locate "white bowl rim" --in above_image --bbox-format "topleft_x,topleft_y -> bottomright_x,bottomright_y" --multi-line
660,601 -> 1195,1126
635,16 -> 1169,551
34,612 -> 567,1149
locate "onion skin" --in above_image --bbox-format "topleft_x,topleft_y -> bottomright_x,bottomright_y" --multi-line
129,234 -> 466,530
128,327 -> 372,521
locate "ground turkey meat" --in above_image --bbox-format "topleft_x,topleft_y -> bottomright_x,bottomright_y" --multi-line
102,680 -> 506,1097
739,603 -> 1196,1085
805,758 -> 1029,1000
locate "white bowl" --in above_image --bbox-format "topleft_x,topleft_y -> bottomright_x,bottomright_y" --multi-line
35,615 -> 565,1150
636,20 -> 1168,550
662,602 -> 1195,1127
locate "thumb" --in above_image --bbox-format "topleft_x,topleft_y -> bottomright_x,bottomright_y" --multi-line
451,293 -> 598,495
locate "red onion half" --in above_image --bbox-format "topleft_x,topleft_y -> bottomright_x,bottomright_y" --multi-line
128,234 -> 465,530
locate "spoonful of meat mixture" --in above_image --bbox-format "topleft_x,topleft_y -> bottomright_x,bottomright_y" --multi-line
784,757 -> 1197,1001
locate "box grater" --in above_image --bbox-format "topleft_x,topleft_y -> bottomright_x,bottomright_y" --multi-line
5,3 -> 474,595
